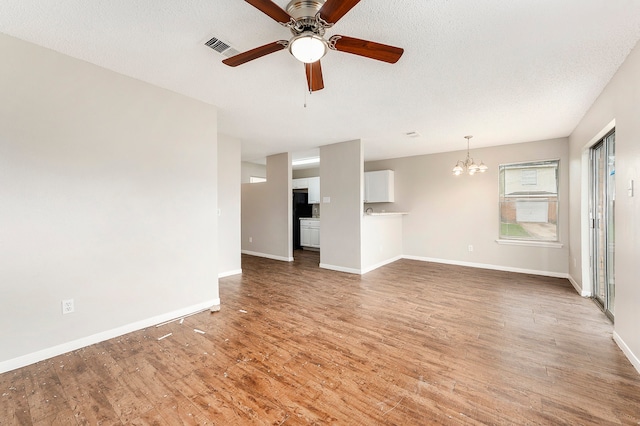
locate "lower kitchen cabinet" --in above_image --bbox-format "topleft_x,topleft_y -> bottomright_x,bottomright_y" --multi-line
300,218 -> 320,249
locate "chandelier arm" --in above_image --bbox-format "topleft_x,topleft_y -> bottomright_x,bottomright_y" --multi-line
453,135 -> 488,176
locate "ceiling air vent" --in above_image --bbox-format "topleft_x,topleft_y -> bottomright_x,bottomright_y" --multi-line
205,36 -> 239,58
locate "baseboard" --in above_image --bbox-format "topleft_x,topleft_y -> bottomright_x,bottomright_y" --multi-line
613,331 -> 640,375
0,299 -> 220,374
241,250 -> 293,262
218,269 -> 242,278
319,263 -> 361,274
567,274 -> 590,297
361,255 -> 403,275
402,255 -> 569,279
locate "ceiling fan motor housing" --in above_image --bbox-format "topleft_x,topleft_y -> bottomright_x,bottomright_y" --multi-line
286,0 -> 328,36
286,0 -> 325,20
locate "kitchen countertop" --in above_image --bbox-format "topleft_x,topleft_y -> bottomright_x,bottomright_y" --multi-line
365,212 -> 409,216
300,217 -> 320,220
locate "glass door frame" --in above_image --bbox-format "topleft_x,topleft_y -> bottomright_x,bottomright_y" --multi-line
589,129 -> 615,321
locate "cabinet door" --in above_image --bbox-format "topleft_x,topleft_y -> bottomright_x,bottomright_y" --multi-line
292,178 -> 308,189
310,227 -> 320,247
300,226 -> 311,246
307,177 -> 320,204
364,170 -> 394,203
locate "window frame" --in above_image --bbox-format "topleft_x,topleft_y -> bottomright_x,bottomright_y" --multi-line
497,159 -> 561,247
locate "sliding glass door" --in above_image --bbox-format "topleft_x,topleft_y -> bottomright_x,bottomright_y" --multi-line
590,130 -> 615,320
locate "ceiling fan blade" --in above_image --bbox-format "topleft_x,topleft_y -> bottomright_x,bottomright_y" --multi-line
222,41 -> 288,67
245,0 -> 292,24
318,0 -> 362,24
305,61 -> 324,92
330,35 -> 404,64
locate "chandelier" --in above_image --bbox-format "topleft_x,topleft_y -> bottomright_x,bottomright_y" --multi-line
452,135 -> 488,176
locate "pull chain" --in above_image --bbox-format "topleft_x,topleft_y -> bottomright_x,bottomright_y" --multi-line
304,63 -> 313,108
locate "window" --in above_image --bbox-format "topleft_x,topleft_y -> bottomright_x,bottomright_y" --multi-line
499,160 -> 559,242
520,169 -> 538,186
249,176 -> 266,183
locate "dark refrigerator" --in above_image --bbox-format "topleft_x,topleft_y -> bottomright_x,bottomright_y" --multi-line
293,191 -> 313,249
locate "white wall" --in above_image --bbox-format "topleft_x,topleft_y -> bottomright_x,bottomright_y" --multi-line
292,167 -> 320,179
320,140 -> 363,273
361,215 -> 403,273
365,138 -> 570,277
241,161 -> 266,183
241,153 -> 292,261
568,40 -> 640,371
218,134 -> 242,278
0,34 -> 219,371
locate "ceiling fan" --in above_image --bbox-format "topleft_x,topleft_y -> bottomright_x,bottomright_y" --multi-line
222,0 -> 404,92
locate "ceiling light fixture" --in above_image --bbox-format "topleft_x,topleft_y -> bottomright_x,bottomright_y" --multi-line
452,135 -> 488,176
292,157 -> 320,166
289,32 -> 328,63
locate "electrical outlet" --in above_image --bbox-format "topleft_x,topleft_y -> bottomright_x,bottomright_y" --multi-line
62,299 -> 74,314
249,237 -> 253,243
468,245 -> 474,252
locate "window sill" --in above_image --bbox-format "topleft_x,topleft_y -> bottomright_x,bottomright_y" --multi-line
495,239 -> 563,248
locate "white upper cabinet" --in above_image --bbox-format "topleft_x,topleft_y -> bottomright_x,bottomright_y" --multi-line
307,176 -> 320,204
292,178 -> 308,189
364,170 -> 395,203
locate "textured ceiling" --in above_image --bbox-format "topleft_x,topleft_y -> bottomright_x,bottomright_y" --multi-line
1,1 -> 640,162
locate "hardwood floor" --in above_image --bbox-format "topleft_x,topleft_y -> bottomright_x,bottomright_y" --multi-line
2,251 -> 640,425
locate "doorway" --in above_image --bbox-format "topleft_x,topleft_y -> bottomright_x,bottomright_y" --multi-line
590,130 -> 615,320
292,190 -> 312,250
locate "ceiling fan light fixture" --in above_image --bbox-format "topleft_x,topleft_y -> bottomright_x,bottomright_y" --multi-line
292,157 -> 320,166
289,33 -> 327,63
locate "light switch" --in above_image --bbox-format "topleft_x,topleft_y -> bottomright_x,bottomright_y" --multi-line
323,196 -> 331,203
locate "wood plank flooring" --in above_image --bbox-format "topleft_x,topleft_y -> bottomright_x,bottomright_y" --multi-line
2,250 -> 640,425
